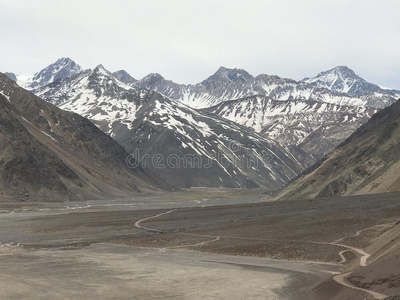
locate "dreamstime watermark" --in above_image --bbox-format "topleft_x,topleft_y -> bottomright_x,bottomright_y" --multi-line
126,141 -> 274,170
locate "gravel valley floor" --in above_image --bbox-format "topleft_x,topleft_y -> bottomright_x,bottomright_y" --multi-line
1,190 -> 400,299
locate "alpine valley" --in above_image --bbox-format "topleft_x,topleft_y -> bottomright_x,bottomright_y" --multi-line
5,58 -> 400,188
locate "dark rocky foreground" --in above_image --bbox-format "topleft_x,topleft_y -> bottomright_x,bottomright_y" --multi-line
0,72 -> 170,202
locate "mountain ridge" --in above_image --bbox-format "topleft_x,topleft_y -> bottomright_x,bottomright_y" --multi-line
277,97 -> 400,200
0,72 -> 170,201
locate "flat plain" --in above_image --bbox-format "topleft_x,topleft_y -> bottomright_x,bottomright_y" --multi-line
1,190 -> 399,299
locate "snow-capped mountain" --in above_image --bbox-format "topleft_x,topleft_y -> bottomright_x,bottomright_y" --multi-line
35,65 -> 154,135
305,66 -> 400,98
119,94 -> 314,188
33,64 -> 313,188
9,58 -> 399,172
12,57 -> 82,90
204,95 -> 377,159
132,67 -> 263,109
126,66 -> 393,158
129,66 -> 399,110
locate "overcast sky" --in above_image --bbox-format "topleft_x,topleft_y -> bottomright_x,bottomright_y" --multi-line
1,0 -> 399,88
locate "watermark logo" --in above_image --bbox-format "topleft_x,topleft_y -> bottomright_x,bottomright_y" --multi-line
126,140 -> 274,170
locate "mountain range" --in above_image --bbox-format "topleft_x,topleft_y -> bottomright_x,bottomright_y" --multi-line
5,58 -> 400,189
28,64 -> 313,189
130,66 -> 399,109
128,65 -> 398,158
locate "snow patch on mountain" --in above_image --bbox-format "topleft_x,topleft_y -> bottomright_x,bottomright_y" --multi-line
205,95 -> 377,158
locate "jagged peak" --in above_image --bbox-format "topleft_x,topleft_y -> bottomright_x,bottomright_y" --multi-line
204,66 -> 253,83
305,66 -> 363,84
255,73 -> 296,84
113,70 -> 137,83
318,66 -> 357,77
55,57 -> 76,64
26,57 -> 83,89
32,57 -> 81,78
93,64 -> 112,75
113,69 -> 131,76
141,73 -> 165,82
305,66 -> 386,96
39,57 -> 81,73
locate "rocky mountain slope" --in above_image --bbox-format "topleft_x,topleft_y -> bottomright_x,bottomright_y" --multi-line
204,95 -> 377,159
277,97 -> 400,200
0,72 -> 168,202
118,94 -> 314,188
127,65 -> 399,158
32,65 -> 314,189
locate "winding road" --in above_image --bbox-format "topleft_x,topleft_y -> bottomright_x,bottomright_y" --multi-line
330,224 -> 395,299
134,209 -> 177,233
134,209 -> 392,300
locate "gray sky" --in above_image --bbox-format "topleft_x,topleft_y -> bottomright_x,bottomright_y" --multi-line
1,0 -> 399,88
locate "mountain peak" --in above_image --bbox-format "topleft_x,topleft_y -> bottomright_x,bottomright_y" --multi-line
92,64 -> 117,78
215,66 -> 229,73
204,66 -> 253,83
4,72 -> 17,82
28,57 -> 82,89
324,66 -> 357,77
55,57 -> 75,64
94,64 -> 107,72
305,66 -> 382,96
86,65 -> 131,89
332,65 -> 353,71
113,70 -> 137,85
42,57 -> 81,73
140,73 -> 165,83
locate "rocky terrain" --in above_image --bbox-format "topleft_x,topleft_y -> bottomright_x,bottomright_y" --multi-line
119,93 -> 314,188
384,295 -> 400,300
204,95 -> 377,159
0,72 -> 169,202
277,97 -> 400,200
